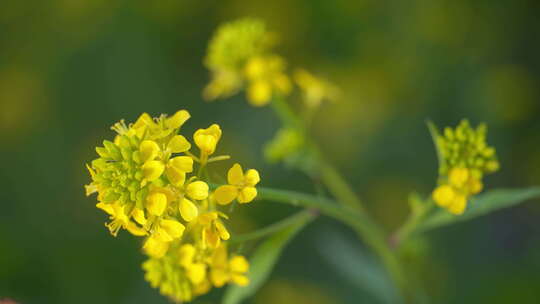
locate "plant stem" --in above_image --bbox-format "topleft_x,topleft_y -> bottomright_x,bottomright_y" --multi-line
229,209 -> 317,244
256,187 -> 406,295
391,201 -> 435,249
269,95 -> 407,298
316,159 -> 366,213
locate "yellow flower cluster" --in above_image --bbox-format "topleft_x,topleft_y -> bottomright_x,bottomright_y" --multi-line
431,120 -> 499,214
204,18 -> 339,111
203,18 -> 291,106
85,110 -> 260,302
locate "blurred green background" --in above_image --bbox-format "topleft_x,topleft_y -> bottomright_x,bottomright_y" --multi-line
1,0 -> 540,303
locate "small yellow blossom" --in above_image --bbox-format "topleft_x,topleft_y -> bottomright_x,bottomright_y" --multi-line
210,244 -> 250,287
214,163 -> 260,205
294,69 -> 339,108
204,18 -> 290,107
431,120 -> 499,215
244,55 -> 291,106
194,124 -> 222,159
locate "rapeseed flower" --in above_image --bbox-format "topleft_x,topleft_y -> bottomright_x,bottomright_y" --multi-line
204,18 -> 291,106
431,120 -> 499,214
85,110 -> 260,301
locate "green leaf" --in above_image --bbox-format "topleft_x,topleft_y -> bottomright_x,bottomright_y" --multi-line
417,187 -> 540,234
222,213 -> 313,304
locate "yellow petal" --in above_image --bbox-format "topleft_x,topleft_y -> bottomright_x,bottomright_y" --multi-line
166,166 -> 186,187
146,192 -> 167,216
244,169 -> 260,186
227,163 -> 244,185
448,194 -> 467,215
432,185 -> 455,208
169,156 -> 194,173
186,263 -> 207,284
179,198 -> 199,222
195,135 -> 216,155
449,167 -> 470,188
178,244 -> 196,267
85,184 -> 97,196
468,178 -> 483,195
86,164 -> 96,178
131,207 -> 147,225
167,135 -> 191,153
143,235 -> 169,258
193,279 -> 212,296
165,109 -> 190,129
238,187 -> 257,204
244,56 -> 266,80
210,268 -> 229,287
211,244 -> 228,266
125,222 -> 147,236
142,160 -> 165,182
203,227 -> 220,249
231,274 -> 249,286
194,124 -> 222,155
247,80 -> 272,106
215,220 -> 230,240
140,140 -> 160,163
160,219 -> 185,239
229,256 -> 249,273
198,212 -> 218,225
214,185 -> 238,205
154,226 -> 173,242
133,112 -> 154,129
186,181 -> 209,200
96,202 -> 114,215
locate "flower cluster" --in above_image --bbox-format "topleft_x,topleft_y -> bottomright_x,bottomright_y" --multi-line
204,18 -> 340,110
431,120 -> 499,214
85,110 -> 260,302
203,18 -> 291,106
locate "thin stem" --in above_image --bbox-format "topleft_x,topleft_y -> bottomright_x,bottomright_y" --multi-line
270,94 -> 302,130
391,200 -> 435,249
268,95 -> 406,298
316,158 -> 366,213
256,187 -> 406,294
229,209 -> 317,244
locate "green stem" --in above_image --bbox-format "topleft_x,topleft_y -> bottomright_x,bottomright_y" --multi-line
270,94 -> 302,130
268,95 -> 406,298
391,201 -> 435,249
316,159 -> 366,213
229,209 -> 317,244
257,187 -> 406,295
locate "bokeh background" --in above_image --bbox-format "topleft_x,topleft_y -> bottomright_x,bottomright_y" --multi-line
1,0 -> 540,303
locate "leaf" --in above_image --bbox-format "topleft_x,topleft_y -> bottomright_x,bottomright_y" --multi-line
317,231 -> 403,304
417,187 -> 540,234
222,214 -> 313,304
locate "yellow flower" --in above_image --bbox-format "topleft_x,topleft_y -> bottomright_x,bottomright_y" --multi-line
203,18 -> 290,107
210,244 -> 249,287
178,244 -> 207,284
97,202 -> 147,237
205,18 -> 273,73
194,124 -> 222,158
214,163 -> 260,205
244,55 -> 291,106
198,211 -> 230,249
431,120 -> 499,215
86,110 -> 259,302
166,156 -> 194,186
294,69 -> 339,108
